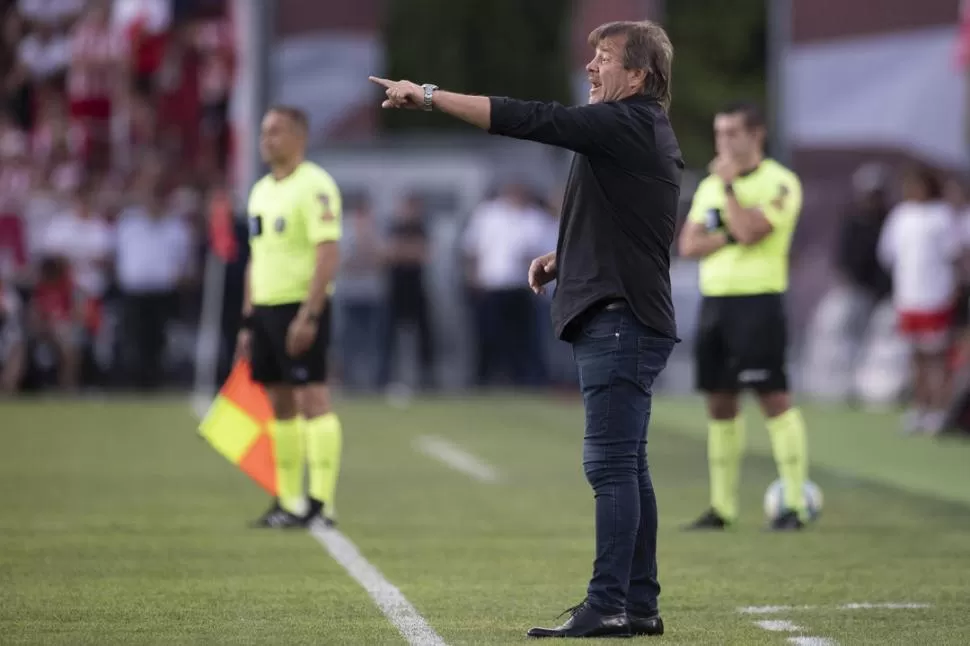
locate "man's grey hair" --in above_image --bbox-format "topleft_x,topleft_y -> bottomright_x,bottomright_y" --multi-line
588,20 -> 674,112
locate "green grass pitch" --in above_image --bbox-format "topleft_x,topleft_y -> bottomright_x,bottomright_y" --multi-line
2,394 -> 970,645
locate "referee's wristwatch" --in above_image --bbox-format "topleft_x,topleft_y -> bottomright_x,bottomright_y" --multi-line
421,84 -> 438,111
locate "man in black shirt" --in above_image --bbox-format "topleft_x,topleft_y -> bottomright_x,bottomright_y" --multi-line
835,164 -> 892,305
370,19 -> 681,639
377,193 -> 435,390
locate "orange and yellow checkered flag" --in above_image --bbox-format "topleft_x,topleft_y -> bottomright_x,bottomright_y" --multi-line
198,360 -> 277,495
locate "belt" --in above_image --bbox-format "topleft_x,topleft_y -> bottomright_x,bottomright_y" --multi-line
603,299 -> 628,311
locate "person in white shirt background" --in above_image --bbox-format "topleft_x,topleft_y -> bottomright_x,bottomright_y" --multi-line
40,183 -> 114,303
115,179 -> 193,390
462,182 -> 550,387
878,165 -> 962,434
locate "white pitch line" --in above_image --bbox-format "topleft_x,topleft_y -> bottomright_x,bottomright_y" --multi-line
414,436 -> 500,483
739,602 -> 931,615
309,522 -> 448,646
188,403 -> 447,646
755,620 -> 803,632
789,638 -> 838,646
740,605 -> 813,614
839,602 -> 930,610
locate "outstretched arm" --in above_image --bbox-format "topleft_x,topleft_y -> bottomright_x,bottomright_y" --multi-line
368,77 -> 633,158
431,91 -> 492,130
369,77 -> 491,128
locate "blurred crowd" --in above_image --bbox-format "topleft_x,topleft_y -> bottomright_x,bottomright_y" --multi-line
1,0 -> 968,421
808,161 -> 970,435
0,0 -> 234,394
334,182 -> 563,395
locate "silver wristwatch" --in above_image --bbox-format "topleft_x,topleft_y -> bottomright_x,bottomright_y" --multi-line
421,84 -> 438,111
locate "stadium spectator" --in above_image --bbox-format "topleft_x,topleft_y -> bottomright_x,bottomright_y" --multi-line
2,8 -> 31,130
878,165 -> 960,434
0,128 -> 32,280
40,184 -> 113,303
377,193 -> 435,392
193,11 -> 233,172
67,0 -> 127,167
0,274 -> 26,393
945,178 -> 970,347
0,127 -> 33,212
29,255 -> 80,389
31,95 -> 87,163
831,163 -> 893,394
337,197 -> 384,392
115,182 -> 194,390
462,182 -> 548,387
16,18 -> 69,85
112,0 -> 171,99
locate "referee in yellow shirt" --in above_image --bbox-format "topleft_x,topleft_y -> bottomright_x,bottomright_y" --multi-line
236,106 -> 343,528
678,102 -> 810,531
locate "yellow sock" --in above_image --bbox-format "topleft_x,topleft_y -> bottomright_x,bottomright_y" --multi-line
708,417 -> 745,522
305,413 -> 342,515
766,407 -> 809,516
271,417 -> 307,515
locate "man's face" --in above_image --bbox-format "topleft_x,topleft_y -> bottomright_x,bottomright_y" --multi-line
587,37 -> 642,104
259,111 -> 301,166
714,113 -> 761,162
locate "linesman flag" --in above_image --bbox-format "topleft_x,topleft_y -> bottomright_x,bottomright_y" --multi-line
198,359 -> 277,494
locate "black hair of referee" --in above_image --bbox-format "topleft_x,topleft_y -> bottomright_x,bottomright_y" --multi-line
370,19 -> 682,640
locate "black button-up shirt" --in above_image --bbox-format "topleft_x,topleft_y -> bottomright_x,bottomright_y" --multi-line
488,94 -> 683,341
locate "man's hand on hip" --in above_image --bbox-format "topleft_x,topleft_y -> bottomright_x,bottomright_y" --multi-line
528,252 -> 558,295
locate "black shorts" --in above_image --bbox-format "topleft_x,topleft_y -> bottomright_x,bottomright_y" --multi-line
694,293 -> 788,393
250,303 -> 331,386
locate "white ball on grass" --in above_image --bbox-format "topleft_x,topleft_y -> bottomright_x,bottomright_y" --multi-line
763,478 -> 823,522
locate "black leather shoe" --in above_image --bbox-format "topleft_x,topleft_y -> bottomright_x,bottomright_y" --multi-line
628,611 -> 664,636
527,600 -> 631,639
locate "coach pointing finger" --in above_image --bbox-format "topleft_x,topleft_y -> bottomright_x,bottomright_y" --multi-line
372,21 -> 683,639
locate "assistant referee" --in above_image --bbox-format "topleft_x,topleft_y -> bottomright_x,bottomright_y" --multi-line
237,106 -> 343,529
678,102 -> 810,531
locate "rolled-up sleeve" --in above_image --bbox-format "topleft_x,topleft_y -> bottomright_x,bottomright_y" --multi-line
488,97 -> 638,159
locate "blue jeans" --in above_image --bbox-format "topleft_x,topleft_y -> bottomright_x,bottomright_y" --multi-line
572,305 -> 674,614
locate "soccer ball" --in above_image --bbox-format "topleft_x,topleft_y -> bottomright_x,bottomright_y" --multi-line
763,479 -> 823,522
